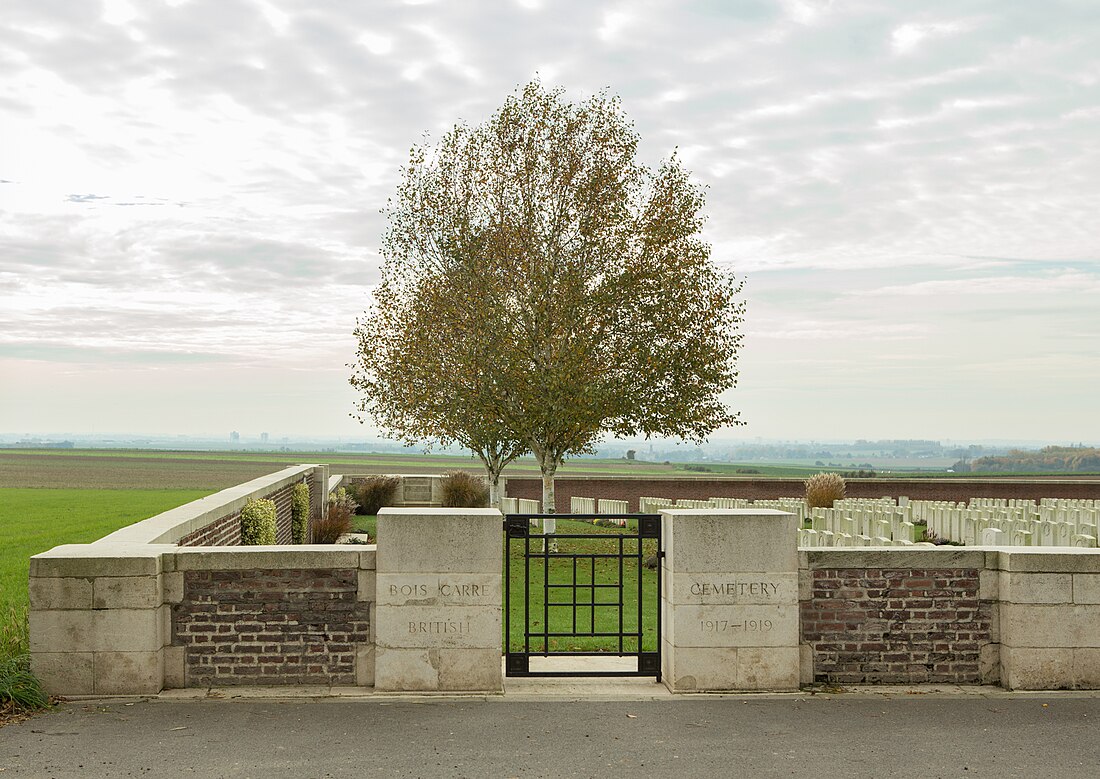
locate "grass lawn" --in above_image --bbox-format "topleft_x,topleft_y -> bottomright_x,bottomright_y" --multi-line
0,488 -> 211,616
504,519 -> 659,654
352,514 -> 377,539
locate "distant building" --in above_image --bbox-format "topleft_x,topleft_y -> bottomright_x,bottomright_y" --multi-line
230,431 -> 240,443
260,432 -> 269,443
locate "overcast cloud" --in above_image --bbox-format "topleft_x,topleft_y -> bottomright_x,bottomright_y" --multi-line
2,0 -> 1098,442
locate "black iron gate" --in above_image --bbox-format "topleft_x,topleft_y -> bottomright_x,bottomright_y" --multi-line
504,513 -> 662,678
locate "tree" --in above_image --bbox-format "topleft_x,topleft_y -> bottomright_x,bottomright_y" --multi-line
351,80 -> 745,516
350,263 -> 525,507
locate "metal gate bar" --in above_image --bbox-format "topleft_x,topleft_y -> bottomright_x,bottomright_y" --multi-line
504,513 -> 661,678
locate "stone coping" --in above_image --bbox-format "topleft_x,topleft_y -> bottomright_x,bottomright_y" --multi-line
30,542 -> 379,577
801,547 -> 1100,572
96,464 -> 321,545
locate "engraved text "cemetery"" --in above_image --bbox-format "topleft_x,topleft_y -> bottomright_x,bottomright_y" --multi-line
689,581 -> 779,597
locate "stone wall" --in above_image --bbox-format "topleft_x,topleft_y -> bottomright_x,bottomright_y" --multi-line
31,545 -> 378,694
998,552 -> 1100,689
28,490 -> 1100,695
503,476 -> 1100,512
800,552 -> 994,684
339,474 -> 446,508
797,548 -> 1100,690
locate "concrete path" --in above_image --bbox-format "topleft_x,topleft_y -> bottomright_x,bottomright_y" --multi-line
2,689 -> 1098,778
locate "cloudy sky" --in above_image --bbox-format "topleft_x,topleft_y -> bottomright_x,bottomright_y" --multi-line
2,0 -> 1098,444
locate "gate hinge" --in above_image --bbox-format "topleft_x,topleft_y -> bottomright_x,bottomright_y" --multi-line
658,551 -> 666,558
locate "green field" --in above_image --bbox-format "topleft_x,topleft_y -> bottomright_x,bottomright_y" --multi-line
0,488 -> 211,615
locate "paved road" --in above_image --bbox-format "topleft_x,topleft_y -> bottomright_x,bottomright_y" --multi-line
2,693 -> 1098,778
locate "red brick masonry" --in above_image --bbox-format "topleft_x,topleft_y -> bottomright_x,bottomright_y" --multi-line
172,568 -> 370,686
177,482 -> 299,546
800,568 -> 992,684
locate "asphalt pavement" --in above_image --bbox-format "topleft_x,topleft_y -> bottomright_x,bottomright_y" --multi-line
2,689 -> 1098,778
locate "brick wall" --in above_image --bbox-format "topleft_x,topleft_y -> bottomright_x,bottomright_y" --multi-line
800,567 -> 993,684
177,482 -> 300,547
172,568 -> 370,686
504,476 -> 1100,511
177,511 -> 240,546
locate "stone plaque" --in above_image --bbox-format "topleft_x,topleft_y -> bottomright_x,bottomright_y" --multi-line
403,477 -> 433,503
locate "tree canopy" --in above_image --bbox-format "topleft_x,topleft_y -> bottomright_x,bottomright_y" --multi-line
351,80 -> 745,511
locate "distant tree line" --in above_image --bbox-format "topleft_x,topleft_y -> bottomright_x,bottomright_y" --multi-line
953,446 -> 1100,473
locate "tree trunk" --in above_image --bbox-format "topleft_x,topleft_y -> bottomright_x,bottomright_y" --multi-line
540,465 -> 557,516
487,472 -> 501,509
536,452 -> 558,551
476,451 -> 503,509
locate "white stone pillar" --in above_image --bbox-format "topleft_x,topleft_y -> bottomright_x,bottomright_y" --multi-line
661,509 -> 800,692
30,543 -> 170,695
374,508 -> 503,692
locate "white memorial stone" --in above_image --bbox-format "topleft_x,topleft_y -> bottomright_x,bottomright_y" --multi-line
374,508 -> 503,692
661,509 -> 799,692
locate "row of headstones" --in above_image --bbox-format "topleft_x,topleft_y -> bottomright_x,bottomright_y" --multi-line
637,496 -> 807,521
569,497 -> 630,525
499,497 -> 541,514
809,499 -> 925,546
502,493 -> 1099,548
810,497 -> 1099,548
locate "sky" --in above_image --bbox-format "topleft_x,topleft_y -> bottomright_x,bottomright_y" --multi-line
2,0 -> 1099,445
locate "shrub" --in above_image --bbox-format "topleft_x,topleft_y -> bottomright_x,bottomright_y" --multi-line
440,470 -> 489,508
291,482 -> 310,544
330,487 -> 359,515
805,472 -> 846,510
240,497 -> 277,545
312,501 -> 353,544
354,475 -> 401,515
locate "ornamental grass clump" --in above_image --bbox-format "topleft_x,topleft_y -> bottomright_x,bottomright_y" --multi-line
240,497 -> 277,545
312,501 -> 353,544
291,482 -> 310,544
354,475 -> 401,515
0,605 -> 48,714
805,472 -> 846,510
440,470 -> 489,508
